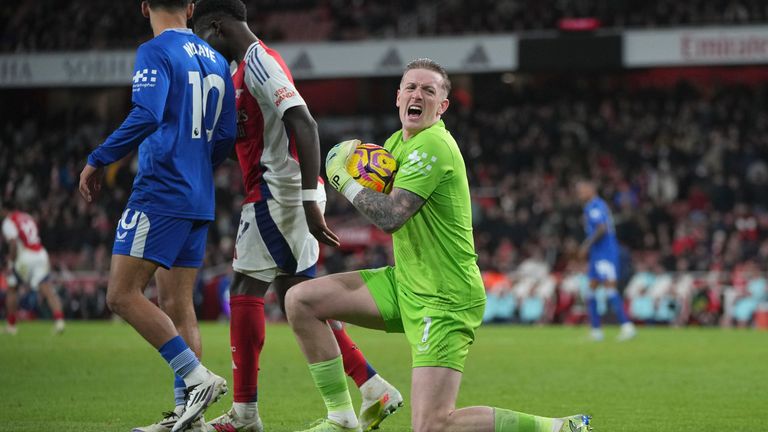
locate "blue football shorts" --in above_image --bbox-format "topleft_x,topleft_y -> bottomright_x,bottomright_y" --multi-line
588,255 -> 619,283
112,207 -> 209,269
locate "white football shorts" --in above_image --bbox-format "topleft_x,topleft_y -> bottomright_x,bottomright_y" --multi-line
232,199 -> 325,283
12,248 -> 51,290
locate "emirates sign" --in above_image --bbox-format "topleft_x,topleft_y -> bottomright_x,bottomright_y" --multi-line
625,26 -> 768,67
681,33 -> 768,62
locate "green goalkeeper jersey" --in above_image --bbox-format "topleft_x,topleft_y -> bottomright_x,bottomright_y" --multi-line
383,120 -> 485,310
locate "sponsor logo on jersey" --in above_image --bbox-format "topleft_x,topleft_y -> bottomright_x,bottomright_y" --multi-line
132,68 -> 158,92
273,86 -> 296,107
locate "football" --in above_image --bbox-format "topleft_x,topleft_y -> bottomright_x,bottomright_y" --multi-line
345,143 -> 398,193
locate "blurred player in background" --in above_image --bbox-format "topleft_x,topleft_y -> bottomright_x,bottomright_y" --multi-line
576,179 -> 637,342
192,1 -> 402,431
284,58 -> 592,432
78,1 -> 236,431
1,201 -> 65,335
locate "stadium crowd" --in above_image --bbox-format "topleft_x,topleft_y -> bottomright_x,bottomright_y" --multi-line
2,0 -> 767,51
2,74 -> 768,326
449,75 -> 768,327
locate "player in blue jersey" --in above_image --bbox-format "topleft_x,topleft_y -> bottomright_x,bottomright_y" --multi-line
78,1 -> 236,431
576,180 -> 637,342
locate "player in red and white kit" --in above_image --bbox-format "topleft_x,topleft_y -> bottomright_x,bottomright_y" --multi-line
191,1 -> 403,432
1,202 -> 65,335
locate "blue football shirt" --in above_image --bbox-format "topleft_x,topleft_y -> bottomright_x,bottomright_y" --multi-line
583,197 -> 619,260
88,29 -> 236,220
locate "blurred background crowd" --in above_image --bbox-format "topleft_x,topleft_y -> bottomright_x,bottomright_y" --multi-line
2,0 -> 768,51
1,1 -> 767,328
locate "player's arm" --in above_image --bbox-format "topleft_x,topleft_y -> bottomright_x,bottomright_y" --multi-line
87,106 -> 163,166
282,106 -> 339,246
80,44 -> 170,202
79,105 -> 162,202
2,239 -> 18,289
580,223 -> 606,257
351,188 -> 425,234
242,47 -> 319,183
283,106 -> 320,193
211,71 -> 237,169
3,239 -> 17,288
326,139 -> 431,234
244,45 -> 339,246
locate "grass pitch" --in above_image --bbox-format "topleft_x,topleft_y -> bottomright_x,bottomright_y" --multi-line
0,321 -> 765,431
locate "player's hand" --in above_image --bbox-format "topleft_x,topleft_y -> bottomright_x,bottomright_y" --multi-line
303,201 -> 340,248
79,163 -> 104,203
325,139 -> 360,193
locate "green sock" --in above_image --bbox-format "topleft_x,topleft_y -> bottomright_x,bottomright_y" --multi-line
494,408 -> 556,432
308,356 -> 355,418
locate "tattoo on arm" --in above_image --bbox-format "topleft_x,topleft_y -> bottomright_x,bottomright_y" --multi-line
352,188 -> 426,233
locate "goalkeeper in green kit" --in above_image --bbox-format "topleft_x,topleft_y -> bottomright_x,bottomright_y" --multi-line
284,58 -> 593,432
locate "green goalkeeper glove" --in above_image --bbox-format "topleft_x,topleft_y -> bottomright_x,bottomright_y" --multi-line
326,139 -> 364,201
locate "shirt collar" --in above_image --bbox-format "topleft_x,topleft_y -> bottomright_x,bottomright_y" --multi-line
161,28 -> 193,35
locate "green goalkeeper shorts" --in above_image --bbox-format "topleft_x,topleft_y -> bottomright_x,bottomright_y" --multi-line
361,266 -> 484,372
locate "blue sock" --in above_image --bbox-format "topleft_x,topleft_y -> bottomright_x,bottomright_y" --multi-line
158,335 -> 200,379
587,297 -> 601,329
174,375 -> 186,406
609,291 -> 630,324
365,363 -> 377,381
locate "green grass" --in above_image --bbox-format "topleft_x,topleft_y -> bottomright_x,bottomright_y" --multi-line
0,321 -> 766,431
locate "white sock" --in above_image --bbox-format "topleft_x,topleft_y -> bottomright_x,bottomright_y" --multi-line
328,409 -> 358,428
359,374 -> 388,400
183,364 -> 210,387
233,402 -> 259,419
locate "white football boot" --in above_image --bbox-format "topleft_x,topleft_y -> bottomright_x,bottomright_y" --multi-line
132,406 -> 208,432
171,371 -> 228,432
207,407 -> 264,432
358,375 -> 404,431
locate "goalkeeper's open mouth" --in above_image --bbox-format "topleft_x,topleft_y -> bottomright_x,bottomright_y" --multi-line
407,105 -> 423,121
